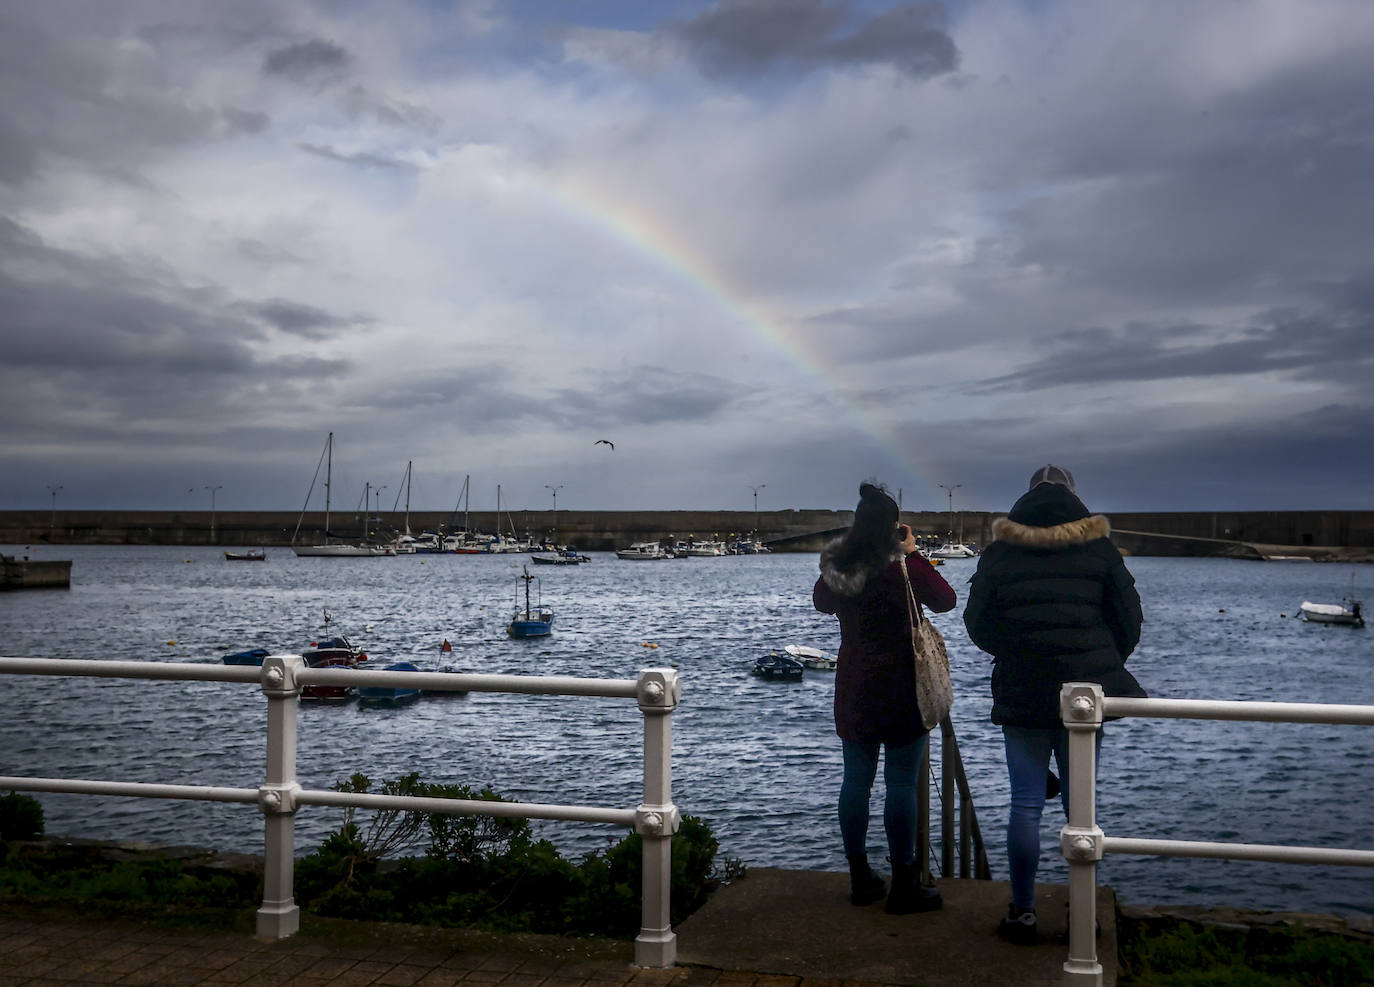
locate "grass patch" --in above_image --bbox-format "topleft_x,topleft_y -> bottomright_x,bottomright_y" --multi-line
1118,912 -> 1374,986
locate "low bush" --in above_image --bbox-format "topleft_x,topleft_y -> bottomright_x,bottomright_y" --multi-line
291,774 -> 735,938
0,777 -> 735,940
0,792 -> 44,842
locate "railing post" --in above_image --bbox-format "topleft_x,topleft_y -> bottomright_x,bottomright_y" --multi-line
940,717 -> 955,877
917,741 -> 931,883
634,668 -> 681,968
1060,683 -> 1104,986
257,655 -> 304,939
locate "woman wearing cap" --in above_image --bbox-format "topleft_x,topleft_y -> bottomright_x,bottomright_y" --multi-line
964,465 -> 1145,944
814,482 -> 956,913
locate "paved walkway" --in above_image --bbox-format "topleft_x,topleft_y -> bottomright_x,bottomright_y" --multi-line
0,873 -> 1115,986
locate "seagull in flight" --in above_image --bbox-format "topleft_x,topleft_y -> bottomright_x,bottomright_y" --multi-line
594,439 -> 615,451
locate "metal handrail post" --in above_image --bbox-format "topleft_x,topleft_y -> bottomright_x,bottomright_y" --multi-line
917,741 -> 932,884
257,655 -> 304,939
940,718 -> 955,877
1060,683 -> 1105,986
633,669 -> 681,968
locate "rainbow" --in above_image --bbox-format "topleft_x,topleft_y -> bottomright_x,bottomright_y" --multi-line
537,172 -> 934,496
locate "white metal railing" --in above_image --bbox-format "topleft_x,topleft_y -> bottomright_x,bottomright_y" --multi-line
0,655 -> 682,968
1058,682 -> 1374,986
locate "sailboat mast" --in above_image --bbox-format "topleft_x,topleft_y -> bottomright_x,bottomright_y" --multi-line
324,431 -> 333,540
404,461 -> 412,536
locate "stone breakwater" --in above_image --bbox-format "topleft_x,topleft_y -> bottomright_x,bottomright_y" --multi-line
1,553 -> 72,589
2,508 -> 1372,557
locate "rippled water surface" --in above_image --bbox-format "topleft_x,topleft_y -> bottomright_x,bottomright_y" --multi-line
1,545 -> 1370,916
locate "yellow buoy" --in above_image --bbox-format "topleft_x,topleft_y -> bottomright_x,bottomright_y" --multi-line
167,640 -> 175,646
642,642 -> 658,649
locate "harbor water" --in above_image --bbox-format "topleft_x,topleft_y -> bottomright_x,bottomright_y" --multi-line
0,545 -> 1370,917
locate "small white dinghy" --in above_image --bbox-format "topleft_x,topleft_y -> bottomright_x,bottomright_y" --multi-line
785,644 -> 838,670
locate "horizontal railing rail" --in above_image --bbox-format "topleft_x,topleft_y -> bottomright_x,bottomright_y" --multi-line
1058,683 -> 1374,986
0,655 -> 682,968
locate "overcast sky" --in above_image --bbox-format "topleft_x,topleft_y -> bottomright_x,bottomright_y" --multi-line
2,0 -> 1372,516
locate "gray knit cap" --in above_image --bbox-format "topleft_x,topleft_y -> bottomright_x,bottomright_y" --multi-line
1028,464 -> 1076,492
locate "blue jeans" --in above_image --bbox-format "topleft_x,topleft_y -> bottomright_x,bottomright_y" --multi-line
1003,725 -> 1102,911
839,736 -> 927,865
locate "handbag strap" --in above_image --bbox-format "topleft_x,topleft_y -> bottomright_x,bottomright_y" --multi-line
897,554 -> 926,625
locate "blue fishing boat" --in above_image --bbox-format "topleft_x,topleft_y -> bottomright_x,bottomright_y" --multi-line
358,661 -> 422,707
221,647 -> 270,666
507,565 -> 554,638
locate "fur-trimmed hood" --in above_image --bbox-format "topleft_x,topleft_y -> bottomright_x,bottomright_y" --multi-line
818,537 -> 902,597
991,513 -> 1111,549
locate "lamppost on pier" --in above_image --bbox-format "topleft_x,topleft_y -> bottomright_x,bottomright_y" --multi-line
196,485 -> 223,543
938,483 -> 961,541
748,483 -> 766,538
46,484 -> 62,535
545,484 -> 564,539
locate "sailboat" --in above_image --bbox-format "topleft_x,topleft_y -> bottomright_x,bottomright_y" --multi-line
389,462 -> 417,553
291,433 -> 387,557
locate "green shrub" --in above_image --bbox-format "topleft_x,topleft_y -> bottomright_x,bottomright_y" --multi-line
0,792 -> 44,841
291,775 -> 728,939
1120,919 -> 1374,987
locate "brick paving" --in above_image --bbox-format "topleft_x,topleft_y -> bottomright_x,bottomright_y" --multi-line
0,915 -> 856,987
0,873 -> 1120,986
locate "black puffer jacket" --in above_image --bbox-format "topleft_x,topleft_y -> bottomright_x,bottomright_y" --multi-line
964,483 -> 1145,728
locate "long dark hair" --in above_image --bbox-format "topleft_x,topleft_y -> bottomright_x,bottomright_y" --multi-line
830,481 -> 901,571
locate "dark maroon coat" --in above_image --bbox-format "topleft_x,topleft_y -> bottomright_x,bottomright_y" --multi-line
814,546 -> 957,744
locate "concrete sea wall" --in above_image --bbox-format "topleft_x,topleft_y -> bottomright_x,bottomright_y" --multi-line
2,509 -> 1372,557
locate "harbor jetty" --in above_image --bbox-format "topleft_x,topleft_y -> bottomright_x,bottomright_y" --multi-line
0,553 -> 71,590
1,509 -> 1371,559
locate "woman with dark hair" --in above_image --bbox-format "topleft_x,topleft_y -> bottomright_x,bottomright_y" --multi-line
814,482 -> 957,913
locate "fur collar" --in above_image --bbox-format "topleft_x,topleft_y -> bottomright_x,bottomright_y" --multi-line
991,513 -> 1111,549
818,538 -> 903,597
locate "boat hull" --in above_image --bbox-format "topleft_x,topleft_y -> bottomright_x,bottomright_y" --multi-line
222,648 -> 270,666
358,662 -> 422,706
1300,602 -> 1365,627
508,609 -> 554,637
752,653 -> 804,681
293,545 -> 386,557
301,640 -> 367,699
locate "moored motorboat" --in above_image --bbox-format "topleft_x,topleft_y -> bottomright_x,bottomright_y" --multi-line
530,548 -> 591,565
929,542 -> 977,559
1299,599 -> 1365,628
616,541 -> 668,560
784,644 -> 838,670
224,549 -> 266,561
358,661 -> 423,707
507,565 -> 554,638
752,652 -> 804,681
301,635 -> 367,700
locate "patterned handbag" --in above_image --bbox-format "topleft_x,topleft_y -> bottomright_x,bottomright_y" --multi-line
899,558 -> 953,730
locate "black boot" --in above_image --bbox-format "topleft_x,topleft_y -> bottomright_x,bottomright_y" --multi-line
884,861 -> 942,914
846,855 -> 886,906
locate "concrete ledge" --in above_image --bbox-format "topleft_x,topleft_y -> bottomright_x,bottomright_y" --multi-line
676,868 -> 1117,986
